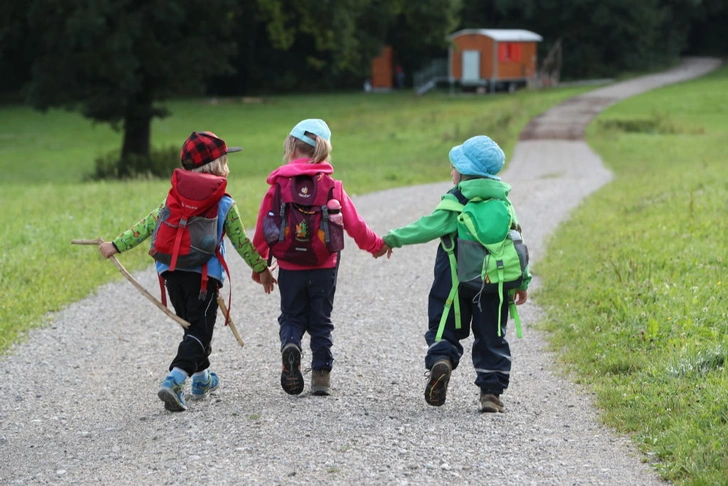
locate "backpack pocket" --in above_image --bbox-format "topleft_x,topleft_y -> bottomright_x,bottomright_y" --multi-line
457,239 -> 490,290
457,237 -> 527,293
263,209 -> 283,246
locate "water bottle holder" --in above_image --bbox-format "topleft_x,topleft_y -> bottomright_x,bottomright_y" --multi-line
326,220 -> 345,252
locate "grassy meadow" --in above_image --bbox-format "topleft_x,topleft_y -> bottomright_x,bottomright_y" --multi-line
0,86 -> 590,352
537,63 -> 728,485
1,62 -> 726,484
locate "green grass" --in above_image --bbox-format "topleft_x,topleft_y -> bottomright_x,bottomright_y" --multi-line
536,63 -> 728,484
1,63 -> 727,484
0,86 -> 590,353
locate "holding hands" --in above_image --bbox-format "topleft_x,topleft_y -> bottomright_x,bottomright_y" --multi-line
373,243 -> 393,259
252,268 -> 278,294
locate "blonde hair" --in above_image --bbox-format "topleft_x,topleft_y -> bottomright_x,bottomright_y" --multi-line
192,155 -> 229,177
282,134 -> 332,164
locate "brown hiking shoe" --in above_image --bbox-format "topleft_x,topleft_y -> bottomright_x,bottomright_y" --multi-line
311,369 -> 331,396
479,393 -> 505,413
281,344 -> 304,395
424,359 -> 452,406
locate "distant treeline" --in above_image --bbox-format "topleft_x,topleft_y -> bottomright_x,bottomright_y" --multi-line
1,0 -> 726,97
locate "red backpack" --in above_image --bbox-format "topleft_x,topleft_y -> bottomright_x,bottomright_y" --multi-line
150,168 -> 229,301
262,173 -> 343,266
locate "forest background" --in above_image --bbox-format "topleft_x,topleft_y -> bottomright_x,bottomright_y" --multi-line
2,0 -> 727,166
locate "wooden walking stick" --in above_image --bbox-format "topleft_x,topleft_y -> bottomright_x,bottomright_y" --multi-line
216,296 -> 244,347
71,238 -> 190,329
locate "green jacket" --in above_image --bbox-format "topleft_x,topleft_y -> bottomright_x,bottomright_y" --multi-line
383,178 -> 531,290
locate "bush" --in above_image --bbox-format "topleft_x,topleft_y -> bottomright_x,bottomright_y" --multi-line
89,145 -> 179,180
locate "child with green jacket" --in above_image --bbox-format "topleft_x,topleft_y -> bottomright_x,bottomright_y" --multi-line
377,135 -> 531,413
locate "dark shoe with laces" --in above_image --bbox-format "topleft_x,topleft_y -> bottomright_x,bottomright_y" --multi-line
479,392 -> 505,413
281,344 -> 305,395
424,359 -> 452,406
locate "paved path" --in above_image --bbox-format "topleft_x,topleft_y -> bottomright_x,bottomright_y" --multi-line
0,57 -> 721,485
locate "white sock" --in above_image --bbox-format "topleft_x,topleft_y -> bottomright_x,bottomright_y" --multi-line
192,370 -> 209,381
170,367 -> 188,382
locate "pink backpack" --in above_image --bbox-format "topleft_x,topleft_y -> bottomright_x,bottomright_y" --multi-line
263,173 -> 344,266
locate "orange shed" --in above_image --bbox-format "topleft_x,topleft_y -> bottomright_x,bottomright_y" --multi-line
370,46 -> 394,90
448,29 -> 542,92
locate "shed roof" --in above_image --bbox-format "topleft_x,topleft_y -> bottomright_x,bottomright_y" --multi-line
448,29 -> 543,42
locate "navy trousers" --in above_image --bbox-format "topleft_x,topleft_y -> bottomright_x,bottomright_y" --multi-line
277,267 -> 338,371
424,246 -> 512,394
164,271 -> 220,375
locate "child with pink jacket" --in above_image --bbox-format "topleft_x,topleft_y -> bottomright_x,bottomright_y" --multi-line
253,119 -> 384,396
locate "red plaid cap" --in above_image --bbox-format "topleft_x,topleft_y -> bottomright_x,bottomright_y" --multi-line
180,131 -> 242,169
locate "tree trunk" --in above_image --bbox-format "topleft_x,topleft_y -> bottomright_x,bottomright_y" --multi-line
121,94 -> 153,161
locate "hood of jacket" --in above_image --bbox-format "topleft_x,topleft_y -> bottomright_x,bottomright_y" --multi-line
457,177 -> 511,201
266,158 -> 334,184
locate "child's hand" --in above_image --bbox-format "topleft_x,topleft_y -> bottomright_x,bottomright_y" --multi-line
513,289 -> 528,305
99,242 -> 118,259
253,268 -> 277,294
373,244 -> 392,259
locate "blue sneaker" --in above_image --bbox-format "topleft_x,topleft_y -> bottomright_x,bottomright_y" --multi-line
191,371 -> 220,399
158,375 -> 187,412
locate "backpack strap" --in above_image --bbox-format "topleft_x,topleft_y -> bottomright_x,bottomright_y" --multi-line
434,197 -> 465,213
158,274 -> 167,307
214,246 -> 233,326
509,295 -> 523,339
434,194 -> 465,342
435,233 -> 462,342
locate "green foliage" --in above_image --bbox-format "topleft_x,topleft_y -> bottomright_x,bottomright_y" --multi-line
0,86 -> 591,353
23,0 -> 240,161
236,0 -> 461,92
26,0 -> 239,120
537,64 -> 728,484
90,145 -> 179,181
460,0 -> 722,80
389,0 -> 462,72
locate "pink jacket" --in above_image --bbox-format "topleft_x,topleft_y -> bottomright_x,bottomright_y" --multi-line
253,158 -> 384,270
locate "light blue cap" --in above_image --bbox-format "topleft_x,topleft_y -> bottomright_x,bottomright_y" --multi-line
448,135 -> 505,180
289,119 -> 332,147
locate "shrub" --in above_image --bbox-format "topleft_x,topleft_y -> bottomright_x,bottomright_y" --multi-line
88,145 -> 179,180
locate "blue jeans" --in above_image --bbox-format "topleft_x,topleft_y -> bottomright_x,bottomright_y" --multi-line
424,246 -> 512,394
278,267 -> 337,371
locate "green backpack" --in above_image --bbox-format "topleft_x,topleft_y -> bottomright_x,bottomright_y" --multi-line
436,193 -> 529,340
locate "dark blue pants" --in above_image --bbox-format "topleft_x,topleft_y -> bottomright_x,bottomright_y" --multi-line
424,246 -> 512,395
164,271 -> 220,375
278,267 -> 337,371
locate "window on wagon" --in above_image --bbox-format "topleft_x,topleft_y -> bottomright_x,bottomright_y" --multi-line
498,43 -> 522,62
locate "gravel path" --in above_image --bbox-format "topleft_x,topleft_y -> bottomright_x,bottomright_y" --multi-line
1,57 -> 720,485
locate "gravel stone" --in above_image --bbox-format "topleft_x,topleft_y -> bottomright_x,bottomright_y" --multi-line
0,57 -> 720,485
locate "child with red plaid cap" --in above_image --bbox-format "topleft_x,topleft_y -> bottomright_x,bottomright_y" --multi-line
253,119 -> 385,396
99,131 -> 276,412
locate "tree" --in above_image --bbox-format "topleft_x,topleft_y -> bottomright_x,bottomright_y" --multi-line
25,0 -> 239,161
388,0 -> 462,75
240,0 -> 397,91
0,3 -> 37,95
